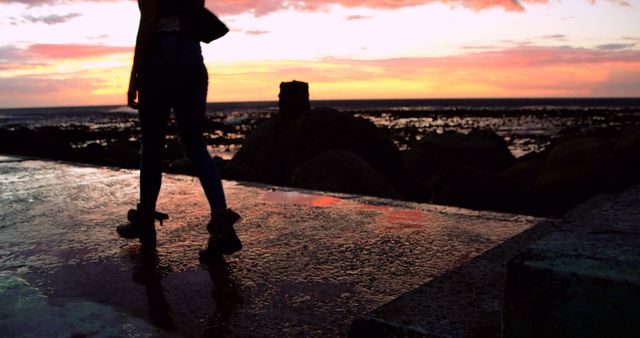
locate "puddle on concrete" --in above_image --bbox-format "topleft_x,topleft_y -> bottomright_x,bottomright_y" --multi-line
263,190 -> 343,207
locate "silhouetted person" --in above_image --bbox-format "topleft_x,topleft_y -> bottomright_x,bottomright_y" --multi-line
116,0 -> 241,259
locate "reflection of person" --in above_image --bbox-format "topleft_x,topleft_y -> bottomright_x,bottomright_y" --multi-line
203,258 -> 243,335
131,248 -> 243,334
131,248 -> 173,330
116,0 -> 241,259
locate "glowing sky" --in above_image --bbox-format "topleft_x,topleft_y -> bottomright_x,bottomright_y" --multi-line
0,0 -> 639,107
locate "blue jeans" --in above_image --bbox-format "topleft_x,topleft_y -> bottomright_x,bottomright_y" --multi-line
138,32 -> 226,214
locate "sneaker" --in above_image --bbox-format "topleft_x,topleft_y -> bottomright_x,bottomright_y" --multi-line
199,209 -> 242,260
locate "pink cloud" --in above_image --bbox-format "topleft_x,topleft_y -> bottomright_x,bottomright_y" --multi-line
246,45 -> 640,97
0,44 -> 132,77
461,45 -> 502,50
355,46 -> 640,70
205,0 -> 544,15
26,44 -> 131,59
23,12 -> 81,24
3,43 -> 640,107
2,0 -> 628,16
346,15 -> 372,20
0,0 -> 123,5
245,29 -> 270,35
0,44 -> 131,65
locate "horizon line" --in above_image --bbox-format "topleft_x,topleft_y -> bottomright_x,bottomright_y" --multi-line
2,96 -> 640,110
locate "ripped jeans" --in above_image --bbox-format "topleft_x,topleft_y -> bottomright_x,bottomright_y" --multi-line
138,32 -> 226,214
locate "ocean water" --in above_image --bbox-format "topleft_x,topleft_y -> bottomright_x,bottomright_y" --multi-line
1,98 -> 639,158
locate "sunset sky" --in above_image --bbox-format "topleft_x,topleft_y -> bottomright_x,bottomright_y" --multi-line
0,0 -> 639,107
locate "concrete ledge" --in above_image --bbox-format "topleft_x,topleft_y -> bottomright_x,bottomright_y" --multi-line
503,230 -> 640,338
503,185 -> 640,338
349,222 -> 555,338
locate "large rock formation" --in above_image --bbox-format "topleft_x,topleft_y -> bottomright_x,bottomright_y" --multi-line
534,136 -> 613,214
225,81 -> 407,198
288,107 -> 405,191
432,166 -> 537,215
605,126 -> 640,191
290,150 -> 400,199
402,129 -> 516,202
224,81 -> 640,217
404,129 -> 515,177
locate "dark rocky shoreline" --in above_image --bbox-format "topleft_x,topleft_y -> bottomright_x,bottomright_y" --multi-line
2,88 -> 639,217
224,102 -> 640,217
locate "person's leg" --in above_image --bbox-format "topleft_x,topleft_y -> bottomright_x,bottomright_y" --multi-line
117,89 -> 169,246
118,33 -> 176,246
136,33 -> 180,215
174,44 -> 227,213
138,81 -> 171,215
174,37 -> 241,258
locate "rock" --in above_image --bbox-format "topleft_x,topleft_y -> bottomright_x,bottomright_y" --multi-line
75,142 -> 108,164
227,105 -> 407,198
604,126 -> 640,191
289,108 -> 406,195
403,129 -> 516,205
224,116 -> 295,184
535,137 -> 613,215
0,127 -> 74,161
500,152 -> 546,188
226,82 -> 408,198
225,81 -> 310,184
278,80 -> 310,119
405,129 -> 515,181
223,157 -> 264,182
290,150 -> 400,199
165,156 -> 228,177
164,137 -> 184,161
165,158 -> 195,175
106,136 -> 139,167
432,166 -> 537,215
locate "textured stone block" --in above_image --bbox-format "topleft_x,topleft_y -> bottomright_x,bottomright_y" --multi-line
503,231 -> 640,338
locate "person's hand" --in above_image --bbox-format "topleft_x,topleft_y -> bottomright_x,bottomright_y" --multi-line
127,73 -> 139,109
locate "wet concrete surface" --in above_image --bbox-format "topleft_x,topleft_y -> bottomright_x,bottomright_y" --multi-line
349,222 -> 556,338
0,155 -> 543,337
